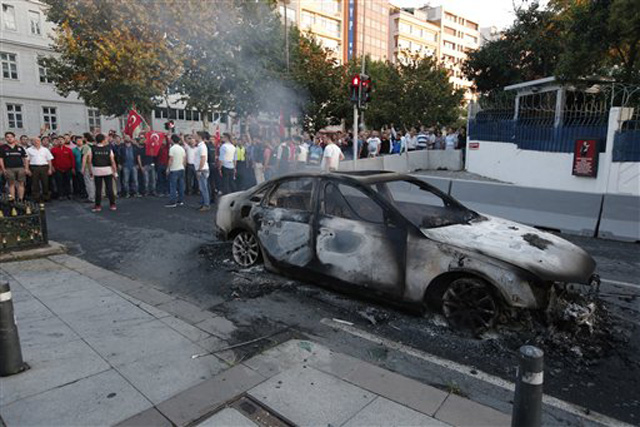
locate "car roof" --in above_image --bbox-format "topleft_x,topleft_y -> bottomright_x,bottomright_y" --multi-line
272,170 -> 414,186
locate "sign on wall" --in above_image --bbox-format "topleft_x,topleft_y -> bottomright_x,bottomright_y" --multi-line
572,139 -> 599,177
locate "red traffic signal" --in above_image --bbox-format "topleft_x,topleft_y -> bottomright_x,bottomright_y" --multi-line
351,74 -> 360,87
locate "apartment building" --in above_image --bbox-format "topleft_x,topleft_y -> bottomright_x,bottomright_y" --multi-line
0,0 -> 118,137
389,7 -> 440,65
422,5 -> 480,97
480,26 -> 501,46
350,0 -> 390,62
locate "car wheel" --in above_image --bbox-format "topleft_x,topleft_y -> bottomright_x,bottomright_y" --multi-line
232,231 -> 261,268
441,277 -> 498,333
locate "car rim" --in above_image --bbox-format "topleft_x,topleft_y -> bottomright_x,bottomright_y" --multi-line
232,231 -> 259,267
442,279 -> 498,332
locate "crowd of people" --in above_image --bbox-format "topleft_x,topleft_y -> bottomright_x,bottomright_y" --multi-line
0,124 -> 465,212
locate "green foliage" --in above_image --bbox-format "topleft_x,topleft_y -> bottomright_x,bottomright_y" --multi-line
465,0 -> 640,93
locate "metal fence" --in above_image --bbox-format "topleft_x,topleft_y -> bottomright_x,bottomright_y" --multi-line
0,198 -> 48,253
612,85 -> 640,162
468,84 -> 637,153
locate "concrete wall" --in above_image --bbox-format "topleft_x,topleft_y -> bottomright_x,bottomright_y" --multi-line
339,150 -> 463,173
466,107 -> 640,196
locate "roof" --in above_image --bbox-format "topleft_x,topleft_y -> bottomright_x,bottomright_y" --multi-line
503,76 -> 557,92
272,170 -> 411,185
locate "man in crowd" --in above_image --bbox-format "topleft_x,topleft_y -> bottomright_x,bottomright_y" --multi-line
72,136 -> 87,199
234,137 -> 248,190
218,133 -> 236,195
87,133 -> 117,212
0,132 -> 29,201
165,134 -> 186,208
81,132 -> 95,204
296,136 -> 309,170
155,138 -> 170,197
51,136 -> 75,200
137,137 -> 157,197
26,136 -> 53,203
119,138 -> 139,197
194,134 -> 210,211
185,136 -> 198,195
366,131 -> 381,158
321,137 -> 344,172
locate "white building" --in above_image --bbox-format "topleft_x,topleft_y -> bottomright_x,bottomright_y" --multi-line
0,0 -> 120,137
479,26 -> 501,46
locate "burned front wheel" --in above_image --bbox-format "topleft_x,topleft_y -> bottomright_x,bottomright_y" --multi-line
442,277 -> 498,333
232,231 -> 261,268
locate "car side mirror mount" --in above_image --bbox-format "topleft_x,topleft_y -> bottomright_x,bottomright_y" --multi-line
250,195 -> 261,203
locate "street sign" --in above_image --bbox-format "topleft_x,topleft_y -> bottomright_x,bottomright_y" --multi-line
572,139 -> 599,177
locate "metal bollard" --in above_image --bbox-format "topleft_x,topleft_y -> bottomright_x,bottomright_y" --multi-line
0,282 -> 28,376
512,345 -> 544,427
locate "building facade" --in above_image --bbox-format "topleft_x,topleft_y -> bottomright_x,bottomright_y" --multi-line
350,0 -> 390,62
422,5 -> 480,98
0,0 -> 118,137
389,7 -> 440,65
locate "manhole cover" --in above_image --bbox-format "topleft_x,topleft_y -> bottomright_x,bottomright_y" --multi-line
229,395 -> 294,427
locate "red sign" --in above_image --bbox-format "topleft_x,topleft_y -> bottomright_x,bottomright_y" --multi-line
469,142 -> 480,150
572,139 -> 599,177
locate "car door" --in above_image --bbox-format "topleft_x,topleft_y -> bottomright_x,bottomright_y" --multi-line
313,180 -> 406,297
255,177 -> 316,269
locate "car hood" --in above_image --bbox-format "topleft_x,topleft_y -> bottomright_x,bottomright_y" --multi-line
420,215 -> 596,283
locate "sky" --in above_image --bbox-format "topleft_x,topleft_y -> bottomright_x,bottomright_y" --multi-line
389,0 -> 544,30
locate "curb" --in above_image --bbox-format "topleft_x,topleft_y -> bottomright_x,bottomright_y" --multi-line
0,241 -> 67,263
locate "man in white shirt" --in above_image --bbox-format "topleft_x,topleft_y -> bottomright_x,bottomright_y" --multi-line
406,128 -> 418,151
366,131 -> 381,158
26,137 -> 53,202
296,136 -> 309,170
445,128 -> 458,150
185,136 -> 198,195
321,139 -> 344,172
165,134 -> 187,208
195,135 -> 210,211
217,133 -> 237,195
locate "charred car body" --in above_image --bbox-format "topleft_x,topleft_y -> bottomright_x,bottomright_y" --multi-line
215,171 -> 598,331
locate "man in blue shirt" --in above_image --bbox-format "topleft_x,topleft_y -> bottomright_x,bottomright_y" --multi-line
119,138 -> 139,197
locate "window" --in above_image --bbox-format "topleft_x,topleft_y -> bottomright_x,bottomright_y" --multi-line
154,108 -> 162,119
38,62 -> 52,83
466,21 -> 479,31
444,41 -> 456,50
2,4 -> 16,30
444,26 -> 456,36
324,183 -> 384,223
88,109 -> 101,132
6,104 -> 23,128
1,52 -> 18,79
267,178 -> 314,211
42,106 -> 58,131
29,11 -> 41,35
168,108 -> 177,119
177,109 -> 185,120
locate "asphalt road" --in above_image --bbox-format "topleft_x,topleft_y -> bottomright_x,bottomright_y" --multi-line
46,196 -> 640,425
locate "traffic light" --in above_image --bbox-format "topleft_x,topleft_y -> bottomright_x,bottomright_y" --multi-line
362,76 -> 372,104
350,74 -> 360,104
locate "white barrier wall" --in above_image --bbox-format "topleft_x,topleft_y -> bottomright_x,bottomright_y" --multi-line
467,107 -> 640,196
339,150 -> 463,173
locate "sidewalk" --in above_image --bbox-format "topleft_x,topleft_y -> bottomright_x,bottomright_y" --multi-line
0,255 -> 510,426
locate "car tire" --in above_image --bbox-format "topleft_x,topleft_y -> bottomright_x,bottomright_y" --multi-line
441,277 -> 499,333
231,230 -> 262,268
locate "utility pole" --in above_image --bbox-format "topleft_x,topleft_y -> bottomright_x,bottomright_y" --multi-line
353,0 -> 367,168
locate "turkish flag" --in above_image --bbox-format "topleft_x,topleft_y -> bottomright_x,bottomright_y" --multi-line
124,109 -> 143,137
145,131 -> 165,156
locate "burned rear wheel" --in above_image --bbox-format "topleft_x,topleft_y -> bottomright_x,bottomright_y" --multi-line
442,277 -> 498,333
232,231 -> 261,268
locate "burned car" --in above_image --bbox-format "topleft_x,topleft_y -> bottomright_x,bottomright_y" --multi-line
215,171 -> 598,331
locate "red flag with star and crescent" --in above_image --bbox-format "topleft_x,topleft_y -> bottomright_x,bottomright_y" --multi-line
144,131 -> 165,156
124,109 -> 143,137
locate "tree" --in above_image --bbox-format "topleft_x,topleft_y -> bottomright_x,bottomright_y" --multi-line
40,0 -> 187,116
552,0 -> 640,84
463,3 -> 564,93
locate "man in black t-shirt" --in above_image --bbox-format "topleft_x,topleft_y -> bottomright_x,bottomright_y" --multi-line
1,131 -> 30,201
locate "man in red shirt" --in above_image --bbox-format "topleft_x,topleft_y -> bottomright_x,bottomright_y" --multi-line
50,136 -> 76,199
155,139 -> 170,196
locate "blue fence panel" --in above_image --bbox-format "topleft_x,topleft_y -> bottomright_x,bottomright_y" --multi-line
612,130 -> 640,162
468,119 -> 514,143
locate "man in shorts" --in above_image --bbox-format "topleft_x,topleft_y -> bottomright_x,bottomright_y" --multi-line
0,132 -> 29,201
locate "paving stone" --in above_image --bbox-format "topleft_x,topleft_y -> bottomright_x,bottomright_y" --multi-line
119,284 -> 174,307
157,364 -> 266,426
244,339 -> 333,378
248,365 -> 375,427
0,339 -> 110,407
195,336 -> 236,365
195,316 -> 237,339
342,396 -> 452,427
156,298 -> 212,324
116,407 -> 173,427
13,296 -> 55,324
15,314 -> 80,349
198,408 -> 258,427
434,394 -> 511,427
82,318 -> 195,366
115,341 -> 228,404
161,315 -> 213,342
101,275 -> 145,294
1,369 -> 151,427
342,360 -> 448,416
136,300 -> 172,319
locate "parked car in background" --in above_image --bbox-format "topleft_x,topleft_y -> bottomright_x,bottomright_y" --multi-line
215,171 -> 599,332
